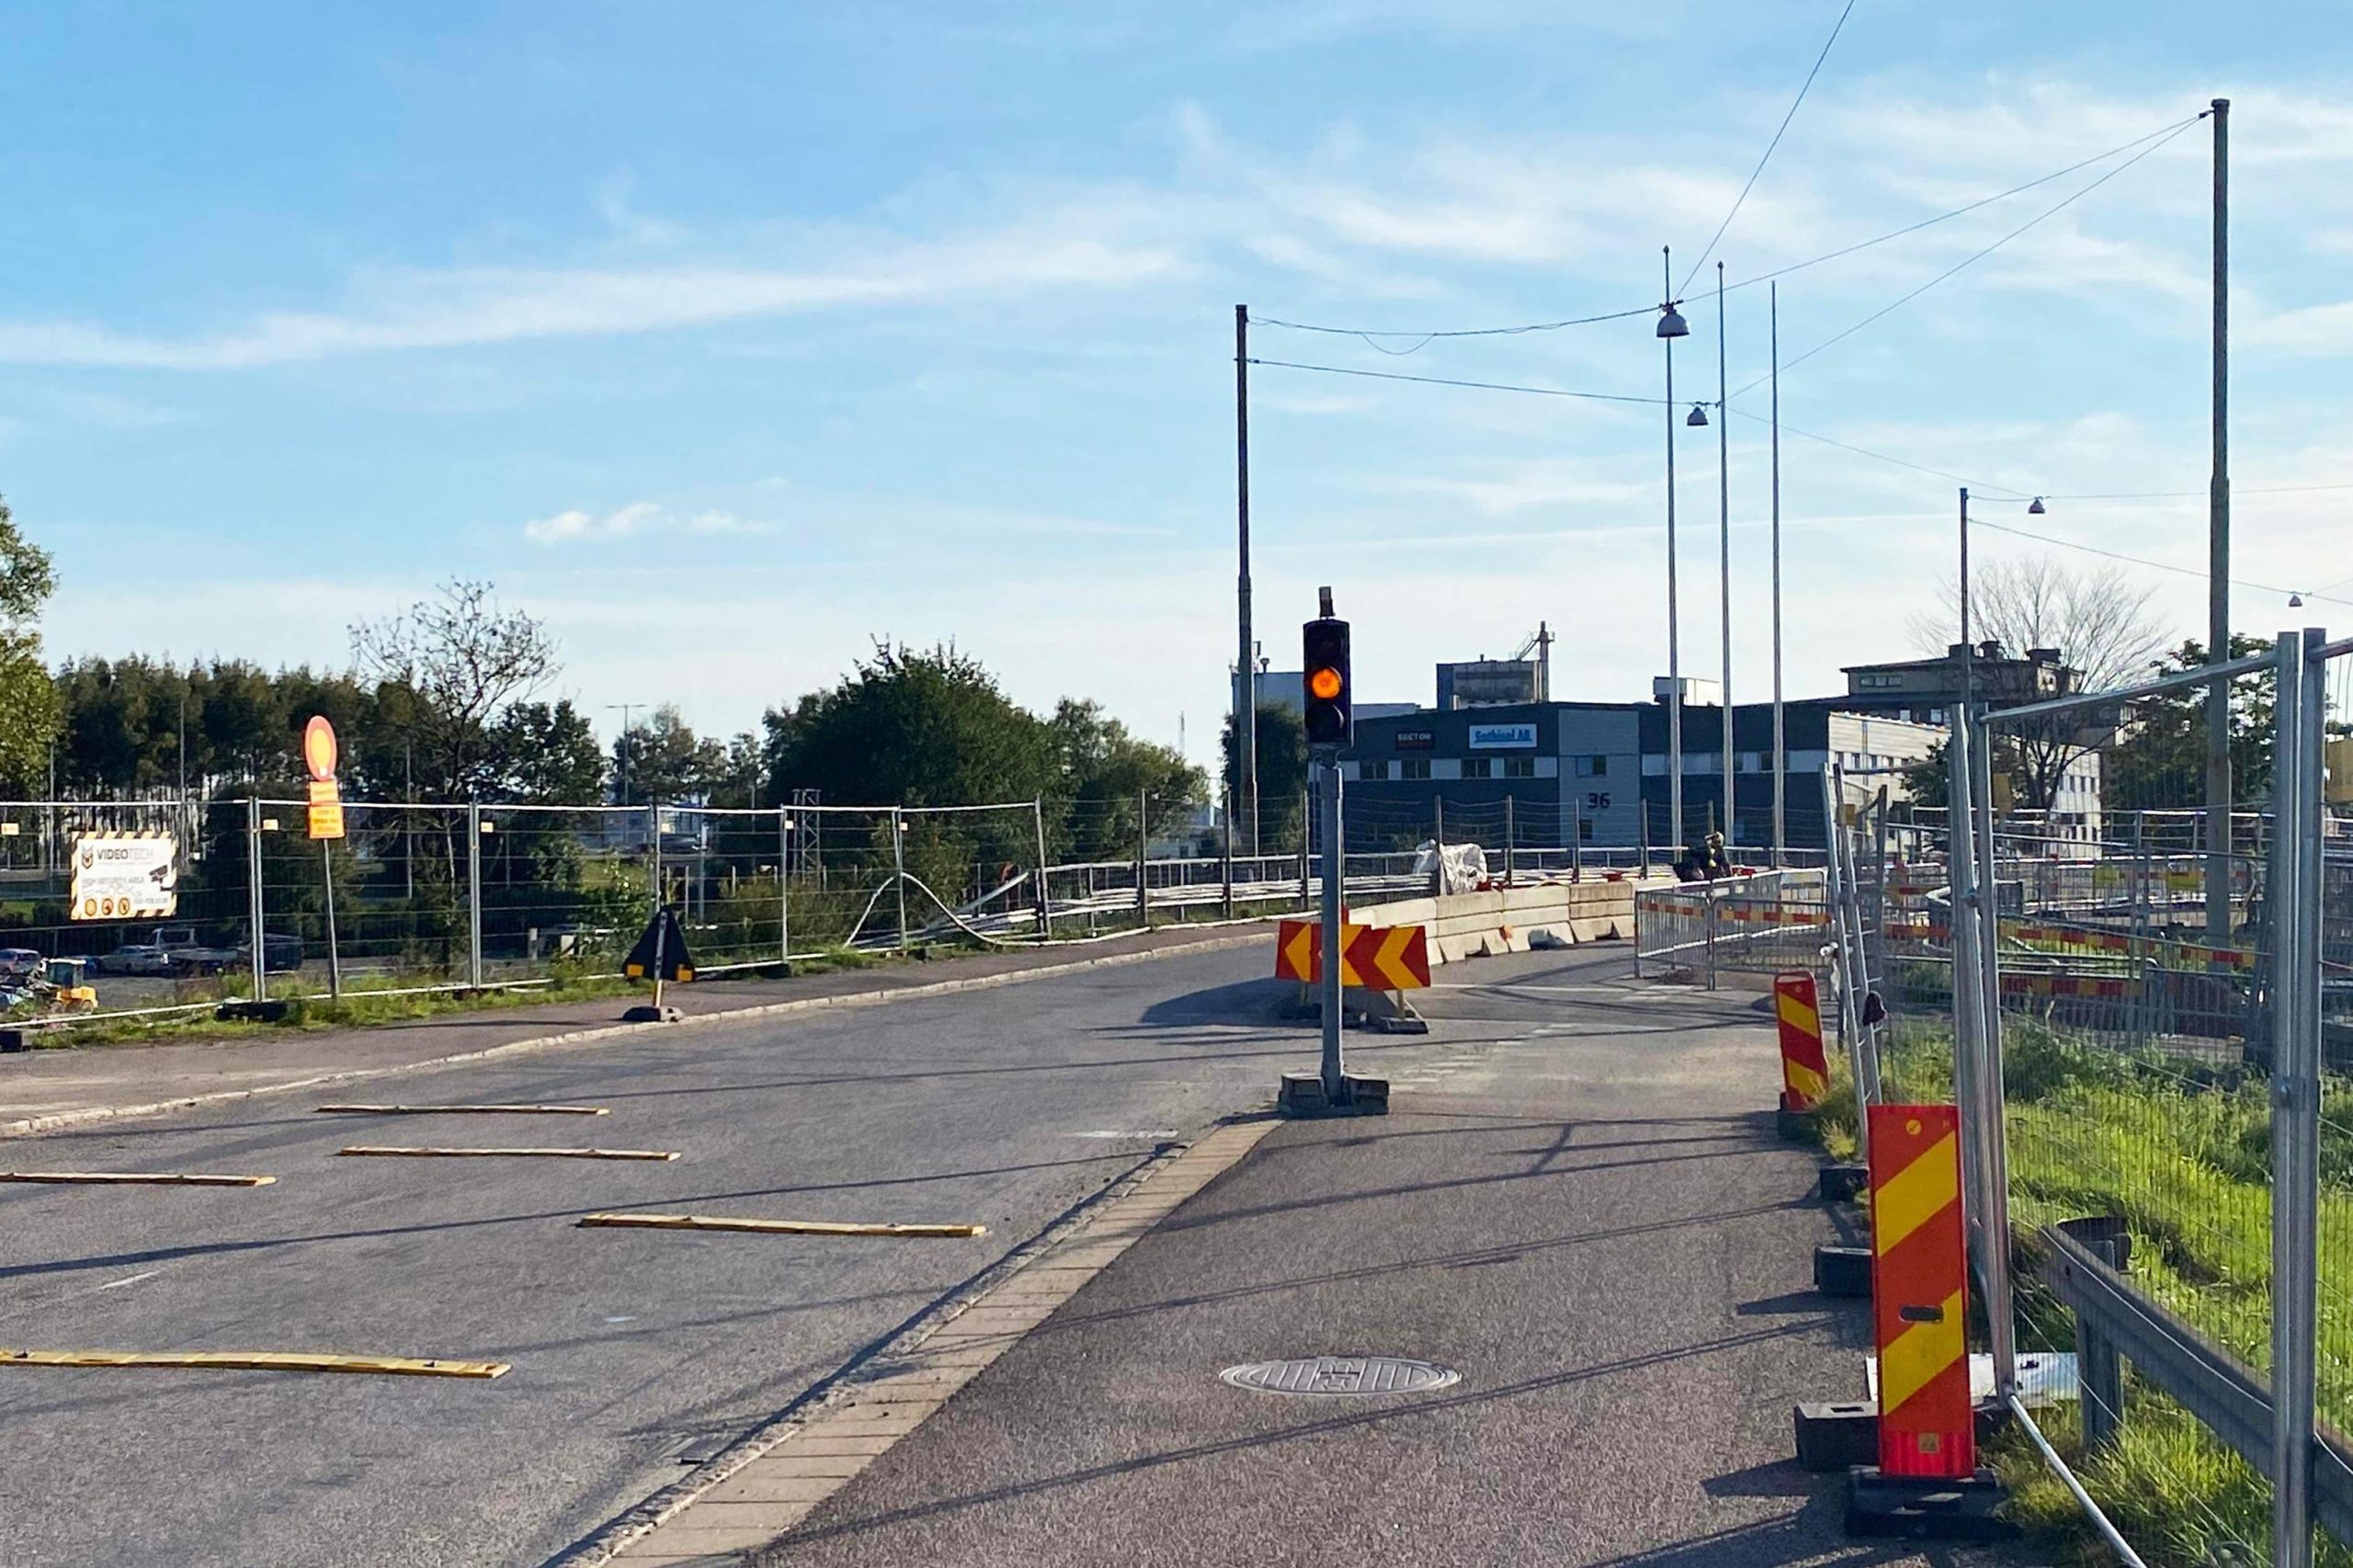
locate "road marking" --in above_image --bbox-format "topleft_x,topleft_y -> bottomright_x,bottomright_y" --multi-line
315,1103 -> 610,1116
96,1271 -> 162,1292
579,1213 -> 986,1239
0,1348 -> 510,1378
338,1146 -> 679,1161
0,1171 -> 277,1187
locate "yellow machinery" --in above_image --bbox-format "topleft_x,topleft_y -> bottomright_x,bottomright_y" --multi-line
43,957 -> 97,1012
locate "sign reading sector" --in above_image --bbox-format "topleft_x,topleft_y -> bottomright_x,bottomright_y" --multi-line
71,834 -> 177,920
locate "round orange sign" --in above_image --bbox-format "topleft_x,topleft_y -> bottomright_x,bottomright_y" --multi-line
302,715 -> 339,783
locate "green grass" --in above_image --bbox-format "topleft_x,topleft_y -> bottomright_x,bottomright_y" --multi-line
1807,1016 -> 2353,1566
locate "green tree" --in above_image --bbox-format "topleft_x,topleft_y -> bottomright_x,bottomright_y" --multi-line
1221,702 -> 1309,852
2106,634 -> 2278,811
1048,699 -> 1204,859
0,496 -> 61,790
493,700 -> 608,805
349,579 -> 557,799
614,705 -> 729,804
764,642 -> 1055,808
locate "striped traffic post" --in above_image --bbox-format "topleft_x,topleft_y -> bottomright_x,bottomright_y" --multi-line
1773,971 -> 1829,1112
1846,1101 -> 2015,1540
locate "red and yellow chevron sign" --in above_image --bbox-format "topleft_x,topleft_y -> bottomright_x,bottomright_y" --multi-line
1274,919 -> 1431,990
1772,971 -> 1830,1111
1866,1103 -> 1973,1480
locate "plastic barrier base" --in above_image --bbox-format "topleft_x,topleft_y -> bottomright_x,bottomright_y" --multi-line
1846,1467 -> 2018,1541
1817,1163 -> 1870,1202
1813,1244 -> 1873,1297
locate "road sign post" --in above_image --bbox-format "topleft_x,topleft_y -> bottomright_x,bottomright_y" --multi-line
304,716 -> 346,1000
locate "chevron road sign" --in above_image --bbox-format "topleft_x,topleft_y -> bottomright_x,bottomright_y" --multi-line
1274,919 -> 1430,990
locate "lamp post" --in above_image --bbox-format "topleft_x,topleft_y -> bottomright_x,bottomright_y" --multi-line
1659,248 -> 1690,859
1716,260 -> 1734,855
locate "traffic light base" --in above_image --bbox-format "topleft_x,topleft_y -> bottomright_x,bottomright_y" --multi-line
1845,1467 -> 2018,1541
1277,1071 -> 1390,1118
621,1004 -> 683,1024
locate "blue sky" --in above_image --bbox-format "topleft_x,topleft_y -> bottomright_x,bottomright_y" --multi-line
3,2 -> 2348,767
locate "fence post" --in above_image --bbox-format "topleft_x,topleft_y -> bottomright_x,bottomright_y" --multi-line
321,838 -> 342,1001
465,801 -> 483,989
1701,892 -> 1718,990
778,807 -> 792,964
2076,1234 -> 2126,1453
1221,788 -> 1234,920
2270,628 -> 2325,1568
892,808 -> 908,954
1136,789 -> 1150,926
1299,788 -> 1311,910
246,794 -> 267,1003
1969,711 -> 2017,1402
1639,807 -> 1650,879
1504,795 -> 1516,888
647,801 -> 662,916
1945,726 -> 1986,1271
1032,797 -> 1051,937
1570,792 -> 1582,882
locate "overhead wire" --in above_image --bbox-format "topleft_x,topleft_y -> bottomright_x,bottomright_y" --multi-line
1249,112 -> 2200,351
1727,113 -> 2207,399
1245,358 -> 1671,405
1678,0 -> 1858,295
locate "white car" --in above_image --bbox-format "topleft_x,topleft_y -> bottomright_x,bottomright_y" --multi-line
97,942 -> 175,976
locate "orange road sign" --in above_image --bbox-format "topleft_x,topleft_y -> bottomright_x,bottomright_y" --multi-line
1866,1103 -> 1974,1480
1274,919 -> 1430,989
1773,971 -> 1830,1111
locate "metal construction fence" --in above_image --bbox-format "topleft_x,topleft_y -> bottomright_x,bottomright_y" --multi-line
0,784 -> 1639,1033
1779,631 -> 2351,1568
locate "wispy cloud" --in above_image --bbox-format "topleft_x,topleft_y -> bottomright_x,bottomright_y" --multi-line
523,502 -> 766,546
0,217 -> 1184,371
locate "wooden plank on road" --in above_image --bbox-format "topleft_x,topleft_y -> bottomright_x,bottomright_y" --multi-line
578,1212 -> 985,1238
0,1171 -> 277,1187
0,1348 -> 509,1378
338,1146 -> 677,1161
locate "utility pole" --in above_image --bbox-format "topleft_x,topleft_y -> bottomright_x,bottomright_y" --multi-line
1234,304 -> 1260,859
608,703 -> 641,808
2205,98 -> 2234,948
1717,260 -> 1734,854
1770,282 -> 1787,868
1662,248 -> 1686,856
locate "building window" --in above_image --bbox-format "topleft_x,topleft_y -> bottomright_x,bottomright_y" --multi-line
1577,817 -> 1596,842
1360,759 -> 1390,781
1573,754 -> 1608,777
1400,759 -> 1431,780
1461,757 -> 1494,779
1502,756 -> 1535,778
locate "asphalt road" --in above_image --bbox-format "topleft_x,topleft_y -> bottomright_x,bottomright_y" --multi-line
0,942 -> 1432,1568
750,951 -> 2033,1568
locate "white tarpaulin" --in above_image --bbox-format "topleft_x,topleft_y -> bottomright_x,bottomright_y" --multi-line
71,834 -> 178,920
1412,839 -> 1488,896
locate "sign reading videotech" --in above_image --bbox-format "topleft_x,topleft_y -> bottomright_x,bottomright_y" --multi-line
1466,722 -> 1538,750
72,834 -> 177,920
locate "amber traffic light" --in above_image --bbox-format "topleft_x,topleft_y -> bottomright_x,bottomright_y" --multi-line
1302,611 -> 1351,747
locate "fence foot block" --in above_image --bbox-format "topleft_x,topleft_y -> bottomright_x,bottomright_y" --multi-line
1817,1163 -> 1869,1202
1793,1402 -> 1878,1471
1813,1245 -> 1872,1298
1774,1107 -> 1813,1142
1845,1467 -> 2018,1541
620,1005 -> 682,1024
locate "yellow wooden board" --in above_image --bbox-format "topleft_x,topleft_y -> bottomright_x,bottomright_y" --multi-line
315,1104 -> 608,1117
0,1171 -> 276,1187
578,1212 -> 985,1238
337,1145 -> 677,1161
0,1348 -> 507,1378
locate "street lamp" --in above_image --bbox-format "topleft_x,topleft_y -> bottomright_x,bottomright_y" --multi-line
2028,496 -> 2046,515
1660,248 -> 1690,860
1687,403 -> 1710,427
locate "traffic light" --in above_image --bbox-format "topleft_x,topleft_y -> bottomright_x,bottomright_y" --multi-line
1302,594 -> 1351,747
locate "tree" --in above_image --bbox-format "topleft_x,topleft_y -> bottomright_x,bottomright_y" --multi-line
2105,634 -> 2278,811
491,700 -> 608,805
1221,702 -> 1309,852
1908,556 -> 2168,812
763,642 -> 1055,808
350,580 -> 557,799
0,495 -> 61,790
614,705 -> 729,804
1048,699 -> 1205,859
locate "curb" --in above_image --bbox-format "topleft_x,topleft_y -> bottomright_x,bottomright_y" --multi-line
2,929 -> 1274,1142
567,1114 -> 1283,1566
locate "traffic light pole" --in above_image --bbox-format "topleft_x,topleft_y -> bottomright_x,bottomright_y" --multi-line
1317,751 -> 1344,1101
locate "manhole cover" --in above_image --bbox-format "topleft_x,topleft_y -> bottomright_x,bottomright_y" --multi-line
1220,1356 -> 1459,1396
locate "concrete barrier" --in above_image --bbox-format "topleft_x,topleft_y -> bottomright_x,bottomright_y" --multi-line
1348,874 -> 1675,968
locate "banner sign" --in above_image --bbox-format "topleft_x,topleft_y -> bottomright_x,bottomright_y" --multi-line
72,833 -> 178,920
1467,722 -> 1537,750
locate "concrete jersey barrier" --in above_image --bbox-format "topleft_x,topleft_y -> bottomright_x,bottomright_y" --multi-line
1345,874 -> 1675,967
